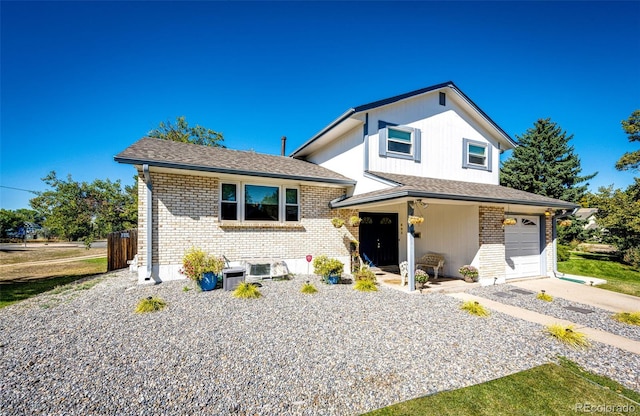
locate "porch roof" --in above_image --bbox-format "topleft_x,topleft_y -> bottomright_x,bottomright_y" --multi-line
329,171 -> 579,210
115,138 -> 356,185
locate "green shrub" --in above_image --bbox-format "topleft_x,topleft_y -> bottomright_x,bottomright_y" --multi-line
301,282 -> 318,294
622,247 -> 640,269
135,296 -> 167,313
233,282 -> 262,299
536,290 -> 553,302
546,324 -> 590,349
312,255 -> 344,278
354,279 -> 378,292
460,301 -> 490,317
557,244 -> 570,262
612,311 -> 640,326
353,266 -> 376,282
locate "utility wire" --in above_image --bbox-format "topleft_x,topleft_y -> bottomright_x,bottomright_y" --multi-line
0,185 -> 40,194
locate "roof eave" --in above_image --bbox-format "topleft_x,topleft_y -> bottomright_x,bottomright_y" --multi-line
114,156 -> 356,186
330,189 -> 578,210
289,108 -> 356,157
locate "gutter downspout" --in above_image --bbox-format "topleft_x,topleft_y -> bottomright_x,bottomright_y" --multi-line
142,164 -> 155,282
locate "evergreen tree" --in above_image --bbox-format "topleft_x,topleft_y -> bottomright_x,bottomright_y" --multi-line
500,118 -> 596,203
615,109 -> 640,171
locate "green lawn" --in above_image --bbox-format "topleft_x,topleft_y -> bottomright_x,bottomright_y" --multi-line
363,358 -> 640,416
0,258 -> 107,308
557,252 -> 640,297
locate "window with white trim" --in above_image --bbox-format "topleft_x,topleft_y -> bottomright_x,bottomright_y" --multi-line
220,182 -> 300,222
285,188 -> 299,221
378,122 -> 421,162
221,183 -> 238,220
462,138 -> 492,171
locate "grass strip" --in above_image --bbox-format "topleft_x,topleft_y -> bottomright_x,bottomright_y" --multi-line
363,359 -> 639,416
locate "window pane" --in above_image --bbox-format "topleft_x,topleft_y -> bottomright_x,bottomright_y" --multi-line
286,206 -> 298,221
222,183 -> 236,201
286,188 -> 298,204
469,145 -> 486,156
245,185 -> 279,221
469,155 -> 486,165
221,202 -> 237,220
388,140 -> 412,154
388,128 -> 412,142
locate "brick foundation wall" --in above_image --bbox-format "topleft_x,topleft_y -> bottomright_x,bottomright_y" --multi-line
478,206 -> 505,280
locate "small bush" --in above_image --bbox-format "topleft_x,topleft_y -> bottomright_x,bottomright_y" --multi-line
557,244 -> 570,262
623,247 -> 640,269
135,296 -> 167,313
536,290 -> 553,302
301,282 -> 318,294
354,279 -> 378,292
460,301 -> 490,317
546,324 -> 590,349
233,282 -> 262,299
612,311 -> 640,326
353,267 -> 376,282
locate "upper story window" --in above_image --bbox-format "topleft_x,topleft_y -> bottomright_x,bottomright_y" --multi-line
462,138 -> 492,171
387,127 -> 413,155
378,121 -> 421,162
220,182 -> 299,222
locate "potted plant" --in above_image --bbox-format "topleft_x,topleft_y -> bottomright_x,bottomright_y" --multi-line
331,217 -> 345,228
415,269 -> 429,289
502,217 -> 517,226
348,215 -> 362,227
181,247 -> 224,291
312,255 -> 344,284
458,265 -> 479,283
408,215 -> 424,225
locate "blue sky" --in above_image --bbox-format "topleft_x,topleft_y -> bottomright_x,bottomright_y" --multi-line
1,1 -> 639,210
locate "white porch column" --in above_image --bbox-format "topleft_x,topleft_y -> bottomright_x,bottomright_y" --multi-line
407,201 -> 416,291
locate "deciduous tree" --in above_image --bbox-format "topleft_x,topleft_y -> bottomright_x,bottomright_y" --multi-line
148,116 -> 225,147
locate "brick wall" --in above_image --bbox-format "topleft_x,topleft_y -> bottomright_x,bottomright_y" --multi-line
478,206 -> 505,280
136,171 -> 355,281
545,214 -> 554,275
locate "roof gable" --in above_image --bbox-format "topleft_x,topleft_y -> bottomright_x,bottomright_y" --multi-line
114,138 -> 355,185
291,81 -> 516,158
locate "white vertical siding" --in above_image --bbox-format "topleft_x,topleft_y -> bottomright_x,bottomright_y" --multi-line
413,204 -> 479,277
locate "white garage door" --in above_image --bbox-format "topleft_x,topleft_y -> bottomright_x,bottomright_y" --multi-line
505,215 -> 541,279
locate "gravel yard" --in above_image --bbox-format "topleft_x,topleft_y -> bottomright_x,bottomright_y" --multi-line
1,270 -> 639,415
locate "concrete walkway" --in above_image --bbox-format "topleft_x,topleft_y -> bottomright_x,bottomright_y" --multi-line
448,288 -> 640,356
509,277 -> 640,313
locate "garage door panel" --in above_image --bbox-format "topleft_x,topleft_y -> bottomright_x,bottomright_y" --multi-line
505,215 -> 541,279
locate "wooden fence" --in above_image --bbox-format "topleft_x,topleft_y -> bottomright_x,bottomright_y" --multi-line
107,229 -> 138,271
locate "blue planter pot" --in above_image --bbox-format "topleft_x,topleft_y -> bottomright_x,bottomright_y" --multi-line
199,272 -> 218,291
327,274 -> 340,285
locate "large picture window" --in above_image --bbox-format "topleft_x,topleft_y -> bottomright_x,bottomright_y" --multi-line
245,185 -> 279,221
220,182 -> 299,223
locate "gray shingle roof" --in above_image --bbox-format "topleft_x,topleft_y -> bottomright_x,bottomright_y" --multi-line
330,171 -> 577,209
114,138 -> 356,185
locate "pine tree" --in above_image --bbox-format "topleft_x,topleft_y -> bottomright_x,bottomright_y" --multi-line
500,118 -> 596,203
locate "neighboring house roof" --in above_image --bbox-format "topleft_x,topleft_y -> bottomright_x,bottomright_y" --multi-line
291,81 -> 517,158
330,171 -> 578,209
575,207 -> 598,220
114,137 -> 356,185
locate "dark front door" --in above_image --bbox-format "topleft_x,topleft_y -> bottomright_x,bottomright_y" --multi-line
359,213 -> 398,266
